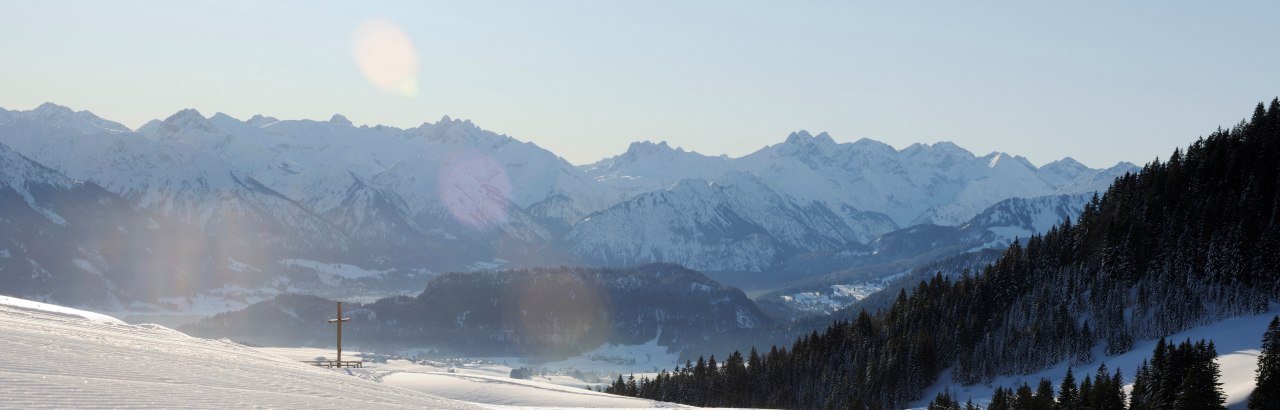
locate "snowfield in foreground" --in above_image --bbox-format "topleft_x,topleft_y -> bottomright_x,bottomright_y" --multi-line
258,347 -> 684,408
0,296 -> 678,409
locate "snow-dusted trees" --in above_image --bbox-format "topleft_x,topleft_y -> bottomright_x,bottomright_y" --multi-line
1251,316 -> 1280,409
1129,338 -> 1226,409
967,338 -> 1227,409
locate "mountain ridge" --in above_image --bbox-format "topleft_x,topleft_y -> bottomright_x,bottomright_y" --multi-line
0,102 -> 1137,308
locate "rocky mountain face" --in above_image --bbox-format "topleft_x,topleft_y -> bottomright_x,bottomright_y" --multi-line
182,264 -> 771,356
585,132 -> 1131,227
753,194 -> 1092,319
0,103 -> 1135,309
577,132 -> 1134,271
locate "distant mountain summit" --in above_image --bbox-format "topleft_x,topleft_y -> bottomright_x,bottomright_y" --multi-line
0,102 -> 1136,308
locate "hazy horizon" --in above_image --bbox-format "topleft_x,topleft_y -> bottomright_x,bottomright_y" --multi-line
3,1 -> 1279,168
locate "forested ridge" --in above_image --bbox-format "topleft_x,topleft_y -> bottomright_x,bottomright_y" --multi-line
607,100 -> 1280,408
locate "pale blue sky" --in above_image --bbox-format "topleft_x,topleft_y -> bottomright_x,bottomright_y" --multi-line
2,1 -> 1277,167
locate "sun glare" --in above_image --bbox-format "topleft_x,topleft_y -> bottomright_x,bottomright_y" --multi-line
352,19 -> 420,98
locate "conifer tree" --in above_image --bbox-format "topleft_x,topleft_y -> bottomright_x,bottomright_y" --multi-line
1080,375 -> 1094,407
1172,340 -> 1225,409
1251,316 -> 1280,409
989,387 -> 1012,410
1033,378 -> 1056,410
1015,383 -> 1035,408
1130,359 -> 1153,410
927,390 -> 961,410
1057,366 -> 1080,409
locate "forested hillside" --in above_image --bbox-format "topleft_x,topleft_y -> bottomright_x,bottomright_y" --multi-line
609,99 -> 1280,408
183,264 -> 771,357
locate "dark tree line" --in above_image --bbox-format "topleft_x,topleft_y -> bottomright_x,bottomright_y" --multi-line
1129,338 -> 1226,409
1252,316 -> 1280,409
971,363 -> 1124,410
935,337 -> 1228,409
608,100 -> 1280,408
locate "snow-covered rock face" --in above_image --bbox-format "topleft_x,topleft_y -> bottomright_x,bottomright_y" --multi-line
576,132 -> 1133,271
0,102 -> 1139,308
12,102 -> 130,135
589,132 -> 1135,229
581,140 -> 731,200
567,172 -> 891,271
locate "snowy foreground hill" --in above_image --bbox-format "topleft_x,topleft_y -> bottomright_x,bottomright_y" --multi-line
0,295 -> 683,409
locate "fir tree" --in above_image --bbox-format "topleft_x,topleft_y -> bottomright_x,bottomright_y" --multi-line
1057,366 -> 1080,409
1080,375 -> 1094,407
927,390 -> 961,410
1172,340 -> 1226,409
1015,383 -> 1036,408
1130,359 -> 1153,410
1033,378 -> 1056,410
1251,316 -> 1280,409
989,387 -> 1013,410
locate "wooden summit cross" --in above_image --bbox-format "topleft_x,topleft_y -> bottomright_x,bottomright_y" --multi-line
329,301 -> 350,363
304,301 -> 362,368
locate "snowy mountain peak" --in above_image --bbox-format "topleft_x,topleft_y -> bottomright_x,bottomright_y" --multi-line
414,115 -> 516,148
902,141 -> 973,157
32,102 -> 75,116
1044,156 -> 1087,170
245,114 -> 279,127
209,112 -> 236,122
623,140 -> 684,157
138,108 -> 221,142
899,141 -> 977,168
783,130 -> 836,146
928,140 -> 968,153
1037,156 -> 1093,187
329,114 -> 353,127
161,108 -> 214,131
1108,161 -> 1138,172
849,137 -> 898,154
17,103 -> 130,134
983,152 -> 1036,171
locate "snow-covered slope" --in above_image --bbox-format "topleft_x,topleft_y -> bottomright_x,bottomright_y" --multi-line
759,193 -> 1091,305
0,112 -> 353,261
588,131 -> 1137,229
0,295 -> 476,409
913,308 -> 1277,409
568,171 -> 893,271
6,102 -> 129,134
581,140 -> 732,200
0,295 -> 688,408
257,347 -> 686,408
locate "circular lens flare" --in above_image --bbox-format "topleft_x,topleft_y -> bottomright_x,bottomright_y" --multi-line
353,19 -> 420,97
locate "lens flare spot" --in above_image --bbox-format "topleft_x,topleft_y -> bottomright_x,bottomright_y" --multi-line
438,150 -> 511,230
352,19 -> 420,97
507,272 -> 611,357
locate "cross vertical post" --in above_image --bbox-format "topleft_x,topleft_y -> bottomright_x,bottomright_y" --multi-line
327,301 -> 351,364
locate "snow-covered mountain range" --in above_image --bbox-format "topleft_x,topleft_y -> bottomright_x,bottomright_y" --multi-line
0,103 -> 1137,308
